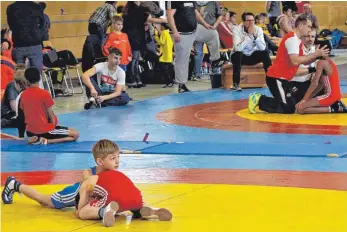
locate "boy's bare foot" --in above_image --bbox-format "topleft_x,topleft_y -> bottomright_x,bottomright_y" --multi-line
102,201 -> 119,227
28,136 -> 48,145
140,206 -> 172,221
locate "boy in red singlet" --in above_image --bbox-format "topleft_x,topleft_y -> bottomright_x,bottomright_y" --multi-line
296,59 -> 347,114
76,170 -> 173,227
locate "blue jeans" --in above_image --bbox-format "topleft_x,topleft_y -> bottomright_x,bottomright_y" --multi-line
12,44 -> 43,72
194,42 -> 204,77
127,50 -> 141,84
86,77 -> 130,106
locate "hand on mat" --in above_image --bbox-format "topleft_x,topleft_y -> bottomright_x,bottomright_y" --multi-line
173,32 -> 180,43
96,96 -> 105,104
314,45 -> 330,58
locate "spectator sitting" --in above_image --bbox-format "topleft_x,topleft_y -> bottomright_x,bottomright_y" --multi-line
277,5 -> 294,37
17,67 -> 79,144
154,23 -> 174,88
1,28 -> 13,59
1,70 -> 28,128
88,1 -> 118,45
231,12 -> 272,91
228,11 -> 238,31
302,3 -> 319,29
103,15 -> 132,72
0,54 -> 16,90
255,14 -> 279,54
82,48 -> 130,110
217,8 -> 234,50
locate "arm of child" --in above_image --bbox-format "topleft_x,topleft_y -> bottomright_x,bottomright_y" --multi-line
76,175 -> 99,215
102,34 -> 112,56
159,30 -> 167,45
82,66 -> 98,97
46,106 -> 57,126
302,60 -> 324,102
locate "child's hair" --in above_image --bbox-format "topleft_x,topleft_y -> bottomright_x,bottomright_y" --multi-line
260,12 -> 268,18
92,139 -> 120,160
255,15 -> 261,23
24,67 -> 41,84
108,47 -> 122,56
161,23 -> 170,30
112,15 -> 123,23
14,70 -> 29,90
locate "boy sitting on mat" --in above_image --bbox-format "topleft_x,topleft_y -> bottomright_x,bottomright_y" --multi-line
17,67 -> 79,144
2,139 -> 118,208
296,58 -> 347,114
76,170 -> 173,227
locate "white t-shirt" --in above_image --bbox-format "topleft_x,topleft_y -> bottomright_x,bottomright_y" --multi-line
285,34 -> 302,55
291,45 -> 316,82
94,62 -> 126,93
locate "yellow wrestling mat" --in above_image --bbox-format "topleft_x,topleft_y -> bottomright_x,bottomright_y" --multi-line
1,183 -> 346,232
238,98 -> 347,126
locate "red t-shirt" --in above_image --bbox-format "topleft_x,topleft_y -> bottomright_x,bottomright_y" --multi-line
267,32 -> 304,81
20,87 -> 58,134
296,1 -> 310,14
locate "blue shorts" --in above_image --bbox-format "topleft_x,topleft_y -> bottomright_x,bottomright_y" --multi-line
50,182 -> 81,209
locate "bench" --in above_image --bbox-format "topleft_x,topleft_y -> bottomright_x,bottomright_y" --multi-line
221,56 -> 276,89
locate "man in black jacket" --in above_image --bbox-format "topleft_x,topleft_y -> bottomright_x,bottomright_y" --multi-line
7,1 -> 45,72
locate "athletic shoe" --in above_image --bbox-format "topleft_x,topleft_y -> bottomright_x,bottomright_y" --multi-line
28,136 -> 48,145
102,201 -> 119,227
231,83 -> 242,91
140,206 -> 173,221
178,84 -> 190,93
211,58 -> 228,69
248,93 -> 261,114
2,176 -> 20,204
331,101 -> 347,113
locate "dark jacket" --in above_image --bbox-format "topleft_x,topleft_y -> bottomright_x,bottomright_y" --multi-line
7,1 -> 45,47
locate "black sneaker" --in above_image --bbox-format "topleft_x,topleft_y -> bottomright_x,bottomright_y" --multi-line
231,83 -> 242,91
1,118 -> 12,128
178,84 -> 190,93
84,101 -> 97,110
331,101 -> 347,113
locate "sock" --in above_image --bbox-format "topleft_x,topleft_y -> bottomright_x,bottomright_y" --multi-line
11,180 -> 22,193
329,106 -> 333,113
98,207 -> 106,219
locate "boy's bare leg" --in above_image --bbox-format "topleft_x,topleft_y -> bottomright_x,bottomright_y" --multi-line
140,206 -> 173,221
78,202 -> 120,227
28,128 -> 79,144
19,184 -> 54,207
2,176 -> 53,207
297,98 -> 329,114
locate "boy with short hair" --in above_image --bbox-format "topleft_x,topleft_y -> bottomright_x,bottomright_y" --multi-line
82,47 -> 130,110
17,67 -> 79,144
296,58 -> 347,114
2,139 -> 120,209
76,170 -> 173,227
103,15 -> 132,72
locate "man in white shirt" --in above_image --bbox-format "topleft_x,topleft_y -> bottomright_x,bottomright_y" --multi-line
81,47 -> 130,110
231,12 -> 272,91
291,28 -> 319,104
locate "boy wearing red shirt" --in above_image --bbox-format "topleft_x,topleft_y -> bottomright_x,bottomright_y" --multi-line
17,67 -> 79,144
103,16 -> 132,71
296,58 -> 347,114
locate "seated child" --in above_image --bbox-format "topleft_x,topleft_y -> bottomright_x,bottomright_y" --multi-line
2,139 -> 119,208
17,67 -> 79,144
76,169 -> 173,227
103,15 -> 132,72
82,47 -> 130,110
1,70 -> 28,128
296,58 -> 347,114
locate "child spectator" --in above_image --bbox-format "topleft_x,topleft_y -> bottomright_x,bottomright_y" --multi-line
103,16 -> 132,72
1,28 -> 13,59
0,55 -> 16,90
154,23 -> 174,87
17,67 -> 79,144
82,48 -> 130,110
1,70 -> 28,128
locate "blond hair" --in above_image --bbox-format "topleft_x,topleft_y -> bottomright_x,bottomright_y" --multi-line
92,139 -> 119,160
14,69 -> 29,90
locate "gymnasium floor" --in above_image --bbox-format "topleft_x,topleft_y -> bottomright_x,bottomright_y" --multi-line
1,59 -> 347,232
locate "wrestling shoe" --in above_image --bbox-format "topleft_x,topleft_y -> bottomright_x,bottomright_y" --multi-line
2,176 -> 21,204
178,84 -> 190,93
140,206 -> 173,221
331,101 -> 347,113
248,93 -> 261,114
102,201 -> 119,227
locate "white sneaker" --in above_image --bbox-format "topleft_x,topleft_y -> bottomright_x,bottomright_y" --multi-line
102,201 -> 119,227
